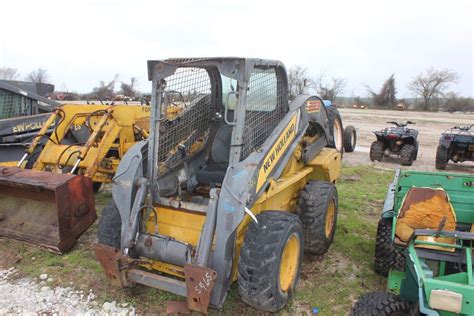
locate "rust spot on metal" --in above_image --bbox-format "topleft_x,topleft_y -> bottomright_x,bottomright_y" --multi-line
0,167 -> 96,253
144,236 -> 153,247
94,243 -> 125,287
184,264 -> 217,314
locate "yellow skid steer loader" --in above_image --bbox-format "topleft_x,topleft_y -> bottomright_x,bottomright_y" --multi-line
0,104 -> 150,253
95,58 -> 343,313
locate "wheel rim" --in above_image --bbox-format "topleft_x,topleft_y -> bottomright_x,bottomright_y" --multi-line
325,199 -> 336,238
279,234 -> 300,292
333,121 -> 343,152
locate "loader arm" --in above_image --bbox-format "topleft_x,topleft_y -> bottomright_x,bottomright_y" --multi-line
0,104 -> 150,253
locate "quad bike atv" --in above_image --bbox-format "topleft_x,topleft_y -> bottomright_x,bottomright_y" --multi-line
352,169 -> 474,315
370,121 -> 419,166
0,104 -> 151,253
436,124 -> 474,170
95,57 -> 343,313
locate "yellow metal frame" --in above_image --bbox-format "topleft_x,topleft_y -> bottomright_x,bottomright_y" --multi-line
143,133 -> 341,280
26,104 -> 150,183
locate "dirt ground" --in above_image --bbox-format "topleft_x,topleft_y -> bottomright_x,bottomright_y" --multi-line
339,108 -> 474,173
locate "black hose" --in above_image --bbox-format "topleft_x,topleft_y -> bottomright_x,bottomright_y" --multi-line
53,108 -> 66,144
85,109 -> 108,132
56,143 -> 83,170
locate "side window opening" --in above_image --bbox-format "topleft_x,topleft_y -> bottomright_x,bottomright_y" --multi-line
221,75 -> 238,111
241,67 -> 288,160
0,89 -> 29,119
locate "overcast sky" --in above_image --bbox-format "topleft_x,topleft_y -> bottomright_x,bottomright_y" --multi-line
1,0 -> 472,97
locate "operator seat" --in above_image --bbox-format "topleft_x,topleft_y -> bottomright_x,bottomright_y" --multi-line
196,124 -> 233,186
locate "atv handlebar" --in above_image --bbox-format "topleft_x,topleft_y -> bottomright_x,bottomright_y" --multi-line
453,124 -> 474,131
386,121 -> 415,127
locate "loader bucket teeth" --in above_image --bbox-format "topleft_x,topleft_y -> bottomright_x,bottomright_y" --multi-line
0,167 -> 96,253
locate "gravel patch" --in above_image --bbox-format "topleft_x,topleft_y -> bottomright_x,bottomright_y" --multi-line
0,268 -> 135,315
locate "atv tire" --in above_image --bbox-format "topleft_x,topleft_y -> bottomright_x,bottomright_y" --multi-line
351,291 -> 412,316
238,211 -> 303,312
370,141 -> 384,162
97,199 -> 122,249
297,181 -> 338,255
344,125 -> 357,152
326,107 -> 344,155
374,218 -> 405,276
435,145 -> 449,170
400,144 -> 416,166
414,141 -> 419,160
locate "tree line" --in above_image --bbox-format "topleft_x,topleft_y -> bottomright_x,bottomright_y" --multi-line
0,67 -> 140,101
288,66 -> 472,112
1,65 -> 471,112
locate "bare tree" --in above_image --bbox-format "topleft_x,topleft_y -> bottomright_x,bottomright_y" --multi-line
92,74 -> 119,100
408,68 -> 459,111
288,65 -> 309,100
444,92 -> 473,113
0,67 -> 20,80
120,77 -> 137,98
25,68 -> 50,83
368,74 -> 397,107
316,76 -> 346,101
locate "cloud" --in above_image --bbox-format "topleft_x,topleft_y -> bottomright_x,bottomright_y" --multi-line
0,0 -> 472,96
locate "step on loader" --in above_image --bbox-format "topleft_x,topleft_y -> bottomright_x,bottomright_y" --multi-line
95,58 -> 343,313
0,104 -> 150,253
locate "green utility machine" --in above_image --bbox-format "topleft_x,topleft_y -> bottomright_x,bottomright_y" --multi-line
352,170 -> 474,315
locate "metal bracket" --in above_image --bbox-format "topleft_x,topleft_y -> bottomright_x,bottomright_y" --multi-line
184,264 -> 217,314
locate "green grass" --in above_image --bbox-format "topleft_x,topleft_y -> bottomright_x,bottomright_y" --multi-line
0,164 -> 394,315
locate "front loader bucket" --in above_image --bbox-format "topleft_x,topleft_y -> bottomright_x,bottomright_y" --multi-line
0,167 -> 96,253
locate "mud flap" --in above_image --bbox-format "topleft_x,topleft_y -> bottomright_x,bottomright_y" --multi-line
0,167 -> 96,253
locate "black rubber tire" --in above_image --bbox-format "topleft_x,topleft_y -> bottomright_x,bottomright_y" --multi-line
370,141 -> 384,162
374,218 -> 405,276
344,125 -> 357,152
351,291 -> 412,316
92,181 -> 103,193
326,107 -> 344,155
97,199 -> 121,249
400,144 -> 416,166
238,211 -> 303,312
296,181 -> 338,255
435,145 -> 449,170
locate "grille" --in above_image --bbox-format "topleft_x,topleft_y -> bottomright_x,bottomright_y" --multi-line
0,89 -> 30,119
241,68 -> 287,159
165,58 -> 210,65
157,67 -> 212,173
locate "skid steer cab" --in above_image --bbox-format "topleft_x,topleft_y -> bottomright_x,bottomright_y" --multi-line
95,58 -> 342,313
